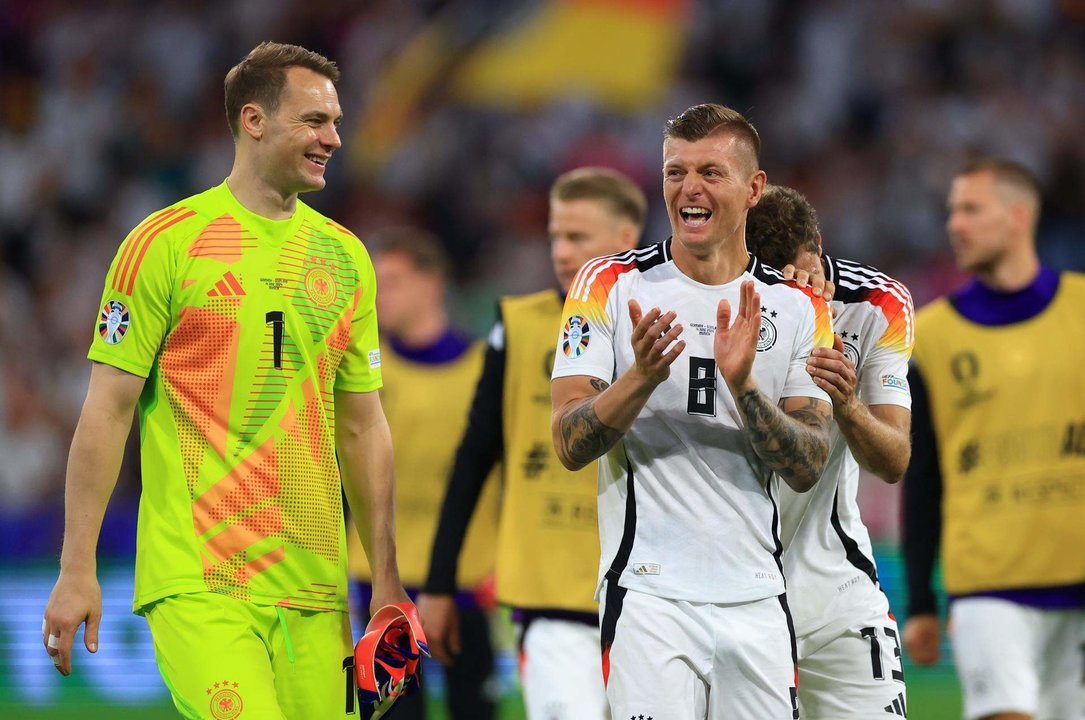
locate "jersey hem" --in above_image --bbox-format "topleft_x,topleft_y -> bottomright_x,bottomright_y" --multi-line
551,365 -> 611,381
133,585 -> 348,615
608,577 -> 787,605
334,379 -> 383,393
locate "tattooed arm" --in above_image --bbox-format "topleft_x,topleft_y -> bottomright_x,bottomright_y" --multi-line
551,377 -> 626,470
734,391 -> 832,492
714,281 -> 831,491
551,300 -> 686,471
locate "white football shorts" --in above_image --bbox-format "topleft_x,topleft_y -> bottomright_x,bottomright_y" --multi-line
795,592 -> 908,719
950,597 -> 1085,720
599,580 -> 798,720
516,616 -> 609,720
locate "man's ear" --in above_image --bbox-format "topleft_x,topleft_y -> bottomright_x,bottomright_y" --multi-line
815,231 -> 824,256
1009,199 -> 1034,236
747,170 -> 767,207
239,103 -> 265,141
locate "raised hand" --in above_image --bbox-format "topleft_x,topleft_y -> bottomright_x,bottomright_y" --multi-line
628,299 -> 685,386
806,333 -> 859,419
714,280 -> 760,394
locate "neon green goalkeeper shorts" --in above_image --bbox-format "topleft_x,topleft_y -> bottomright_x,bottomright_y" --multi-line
144,592 -> 353,719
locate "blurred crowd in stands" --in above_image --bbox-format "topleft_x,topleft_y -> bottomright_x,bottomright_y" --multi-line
1,0 -> 1082,554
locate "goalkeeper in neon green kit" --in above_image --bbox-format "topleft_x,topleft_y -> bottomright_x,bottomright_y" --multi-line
42,41 -> 412,719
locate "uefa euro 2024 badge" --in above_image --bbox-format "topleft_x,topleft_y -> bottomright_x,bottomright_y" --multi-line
563,315 -> 591,358
99,300 -> 130,345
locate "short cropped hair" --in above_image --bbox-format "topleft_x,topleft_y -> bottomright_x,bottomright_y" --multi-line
745,184 -> 820,270
550,167 -> 648,231
371,227 -> 452,282
224,41 -> 340,138
663,103 -> 761,167
958,156 -> 1041,207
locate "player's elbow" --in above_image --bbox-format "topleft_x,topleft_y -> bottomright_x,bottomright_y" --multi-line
551,409 -> 583,471
876,454 -> 909,485
556,451 -> 588,472
551,426 -> 587,472
870,441 -> 910,485
780,439 -> 829,493
879,466 -> 906,485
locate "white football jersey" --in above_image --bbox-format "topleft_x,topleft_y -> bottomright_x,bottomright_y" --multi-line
552,240 -> 833,603
778,255 -> 914,637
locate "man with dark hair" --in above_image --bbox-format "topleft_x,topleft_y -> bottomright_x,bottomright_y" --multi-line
904,158 -> 1085,720
348,228 -> 500,720
420,167 -> 643,719
41,41 -> 411,718
747,184 -> 914,719
223,42 -> 341,138
551,104 -> 834,718
744,185 -> 822,273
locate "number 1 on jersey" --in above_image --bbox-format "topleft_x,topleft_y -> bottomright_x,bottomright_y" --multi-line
266,311 -> 285,369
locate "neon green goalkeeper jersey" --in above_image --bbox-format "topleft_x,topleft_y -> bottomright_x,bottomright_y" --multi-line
88,181 -> 382,614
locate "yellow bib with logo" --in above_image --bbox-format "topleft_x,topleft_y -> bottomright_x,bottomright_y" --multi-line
912,273 -> 1085,595
497,290 -> 599,612
348,341 -> 500,589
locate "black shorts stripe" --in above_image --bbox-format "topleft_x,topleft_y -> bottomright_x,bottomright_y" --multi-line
599,578 -> 628,655
776,592 -> 799,679
830,486 -> 879,586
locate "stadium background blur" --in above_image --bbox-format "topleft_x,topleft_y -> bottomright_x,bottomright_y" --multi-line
1,1 -> 1082,717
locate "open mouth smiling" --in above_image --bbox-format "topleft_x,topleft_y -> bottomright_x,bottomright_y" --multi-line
680,207 -> 711,226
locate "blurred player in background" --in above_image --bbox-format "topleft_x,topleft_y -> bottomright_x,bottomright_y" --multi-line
746,184 -> 913,718
41,42 -> 411,719
419,167 -> 644,719
903,158 -> 1085,720
347,228 -> 501,720
551,104 -> 833,719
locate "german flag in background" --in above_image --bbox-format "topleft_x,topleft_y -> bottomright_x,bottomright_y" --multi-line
352,0 -> 689,174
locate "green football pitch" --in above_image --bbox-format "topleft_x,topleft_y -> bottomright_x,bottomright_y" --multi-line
2,550 -> 962,719
0,672 -> 960,720
0,672 -> 961,719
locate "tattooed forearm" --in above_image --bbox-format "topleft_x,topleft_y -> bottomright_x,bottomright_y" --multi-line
558,380 -> 622,467
735,391 -> 831,492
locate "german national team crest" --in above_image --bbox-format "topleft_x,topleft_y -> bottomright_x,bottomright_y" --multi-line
563,315 -> 591,358
842,337 -> 861,367
207,680 -> 243,719
304,266 -> 337,308
98,300 -> 130,345
756,313 -> 777,352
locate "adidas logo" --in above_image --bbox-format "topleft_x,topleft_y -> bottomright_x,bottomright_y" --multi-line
207,271 -> 246,297
884,691 -> 906,716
